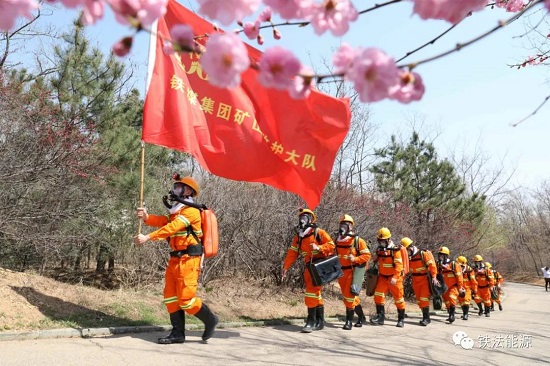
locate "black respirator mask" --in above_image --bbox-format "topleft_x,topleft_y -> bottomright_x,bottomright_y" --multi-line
162,182 -> 188,209
298,214 -> 313,229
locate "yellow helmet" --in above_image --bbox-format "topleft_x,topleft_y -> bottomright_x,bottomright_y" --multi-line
377,227 -> 391,240
485,262 -> 492,269
172,174 -> 200,197
473,254 -> 483,262
456,256 -> 467,264
438,246 -> 450,255
299,208 -> 317,223
401,237 -> 413,248
339,214 -> 354,225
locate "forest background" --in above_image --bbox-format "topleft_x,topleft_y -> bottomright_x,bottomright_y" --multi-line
1,1 -> 550,331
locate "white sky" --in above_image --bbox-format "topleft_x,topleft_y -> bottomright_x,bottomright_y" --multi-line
38,1 -> 550,190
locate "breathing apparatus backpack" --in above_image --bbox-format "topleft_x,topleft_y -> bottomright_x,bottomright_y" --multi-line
165,195 -> 219,258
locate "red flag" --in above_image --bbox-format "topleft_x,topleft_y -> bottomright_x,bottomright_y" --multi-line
143,0 -> 351,209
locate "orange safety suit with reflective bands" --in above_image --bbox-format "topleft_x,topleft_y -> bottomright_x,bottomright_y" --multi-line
283,228 -> 335,308
336,236 -> 371,309
439,260 -> 464,309
145,206 -> 203,315
492,271 -> 504,304
373,245 -> 405,310
474,267 -> 495,306
409,250 -> 437,309
460,265 -> 478,307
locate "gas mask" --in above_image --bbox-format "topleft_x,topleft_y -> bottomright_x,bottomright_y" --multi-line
474,261 -> 484,270
298,213 -> 313,229
408,246 -> 418,258
339,222 -> 352,237
377,239 -> 388,249
163,182 -> 189,209
438,254 -> 449,264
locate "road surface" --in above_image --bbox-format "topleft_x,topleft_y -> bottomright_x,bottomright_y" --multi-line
1,282 -> 548,366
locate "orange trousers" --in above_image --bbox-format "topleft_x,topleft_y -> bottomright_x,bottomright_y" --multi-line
374,275 -> 405,310
303,268 -> 324,308
459,287 -> 473,307
163,256 -> 203,315
411,274 -> 431,309
338,268 -> 360,309
474,286 -> 492,307
442,286 -> 459,308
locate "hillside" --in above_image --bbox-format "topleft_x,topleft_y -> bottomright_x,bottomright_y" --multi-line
0,267 -> 349,332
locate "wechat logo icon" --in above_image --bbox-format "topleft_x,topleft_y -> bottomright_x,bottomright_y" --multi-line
452,331 -> 475,350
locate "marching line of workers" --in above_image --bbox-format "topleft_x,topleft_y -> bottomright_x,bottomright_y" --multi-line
282,209 -> 505,332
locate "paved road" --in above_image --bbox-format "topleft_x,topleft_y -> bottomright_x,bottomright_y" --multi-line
1,282 -> 549,366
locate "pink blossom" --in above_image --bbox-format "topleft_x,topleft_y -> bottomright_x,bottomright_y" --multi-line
259,6 -> 272,22
200,32 -> 250,89
346,47 -> 400,103
495,0 -> 526,12
112,36 -> 133,57
243,20 -> 261,40
390,70 -> 425,103
80,0 -> 105,26
332,42 -> 357,75
288,66 -> 315,99
197,0 -> 260,26
305,0 -> 358,36
412,0 -> 489,24
545,0 -> 550,11
110,0 -> 167,27
273,28 -> 281,39
258,46 -> 302,90
170,24 -> 195,51
0,0 -> 39,31
59,0 -> 83,7
263,0 -> 312,20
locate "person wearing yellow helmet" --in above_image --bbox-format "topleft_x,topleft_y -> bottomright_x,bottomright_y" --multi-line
437,246 -> 465,324
456,256 -> 477,321
403,237 -> 439,326
472,255 -> 495,317
335,214 -> 371,330
370,227 -> 407,327
282,208 -> 335,333
134,174 -> 218,344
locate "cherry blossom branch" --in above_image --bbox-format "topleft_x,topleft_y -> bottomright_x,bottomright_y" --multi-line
402,0 -> 543,70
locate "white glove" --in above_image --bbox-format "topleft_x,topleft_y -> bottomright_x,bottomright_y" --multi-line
390,277 -> 397,285
432,277 -> 440,286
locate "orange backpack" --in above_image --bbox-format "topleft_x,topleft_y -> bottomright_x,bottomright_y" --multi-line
400,245 -> 410,275
200,208 -> 219,258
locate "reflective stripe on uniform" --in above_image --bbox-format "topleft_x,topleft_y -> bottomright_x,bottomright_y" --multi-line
343,295 -> 355,303
180,297 -> 197,309
163,296 -> 178,305
374,291 -> 385,297
305,292 -> 322,300
175,215 -> 191,226
382,264 -> 394,268
289,246 -> 299,252
395,298 -> 405,304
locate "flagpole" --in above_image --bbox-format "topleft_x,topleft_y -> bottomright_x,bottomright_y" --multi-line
138,19 -> 159,236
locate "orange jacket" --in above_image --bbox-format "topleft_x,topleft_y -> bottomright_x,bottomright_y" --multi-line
439,260 -> 464,290
335,236 -> 371,269
409,250 -> 437,278
283,227 -> 335,270
462,265 -> 478,291
375,244 -> 403,279
494,271 -> 504,286
144,206 -> 202,251
475,267 -> 495,288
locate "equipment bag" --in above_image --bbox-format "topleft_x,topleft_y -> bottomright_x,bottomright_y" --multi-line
429,272 -> 448,297
433,295 -> 443,310
200,209 -> 219,258
399,245 -> 410,275
306,255 -> 343,287
365,266 -> 378,297
490,286 -> 499,300
350,237 -> 366,296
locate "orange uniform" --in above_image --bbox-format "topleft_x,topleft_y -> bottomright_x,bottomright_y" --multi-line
283,227 -> 335,308
409,250 -> 437,309
460,264 -> 477,307
492,271 -> 504,306
373,244 -> 405,310
474,267 -> 495,307
438,260 -> 464,309
145,206 -> 204,315
336,236 -> 371,309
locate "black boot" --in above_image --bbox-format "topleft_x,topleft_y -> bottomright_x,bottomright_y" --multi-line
370,305 -> 385,326
396,309 -> 405,328
498,303 -> 503,311
477,303 -> 483,316
461,305 -> 469,320
446,306 -> 455,323
195,304 -> 219,341
354,305 -> 366,327
419,307 -> 430,326
314,306 -> 324,330
484,303 -> 491,317
490,302 -> 494,311
301,307 -> 316,333
342,308 -> 354,330
158,310 -> 185,344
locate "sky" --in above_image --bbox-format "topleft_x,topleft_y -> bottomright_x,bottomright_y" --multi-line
32,1 -> 550,191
